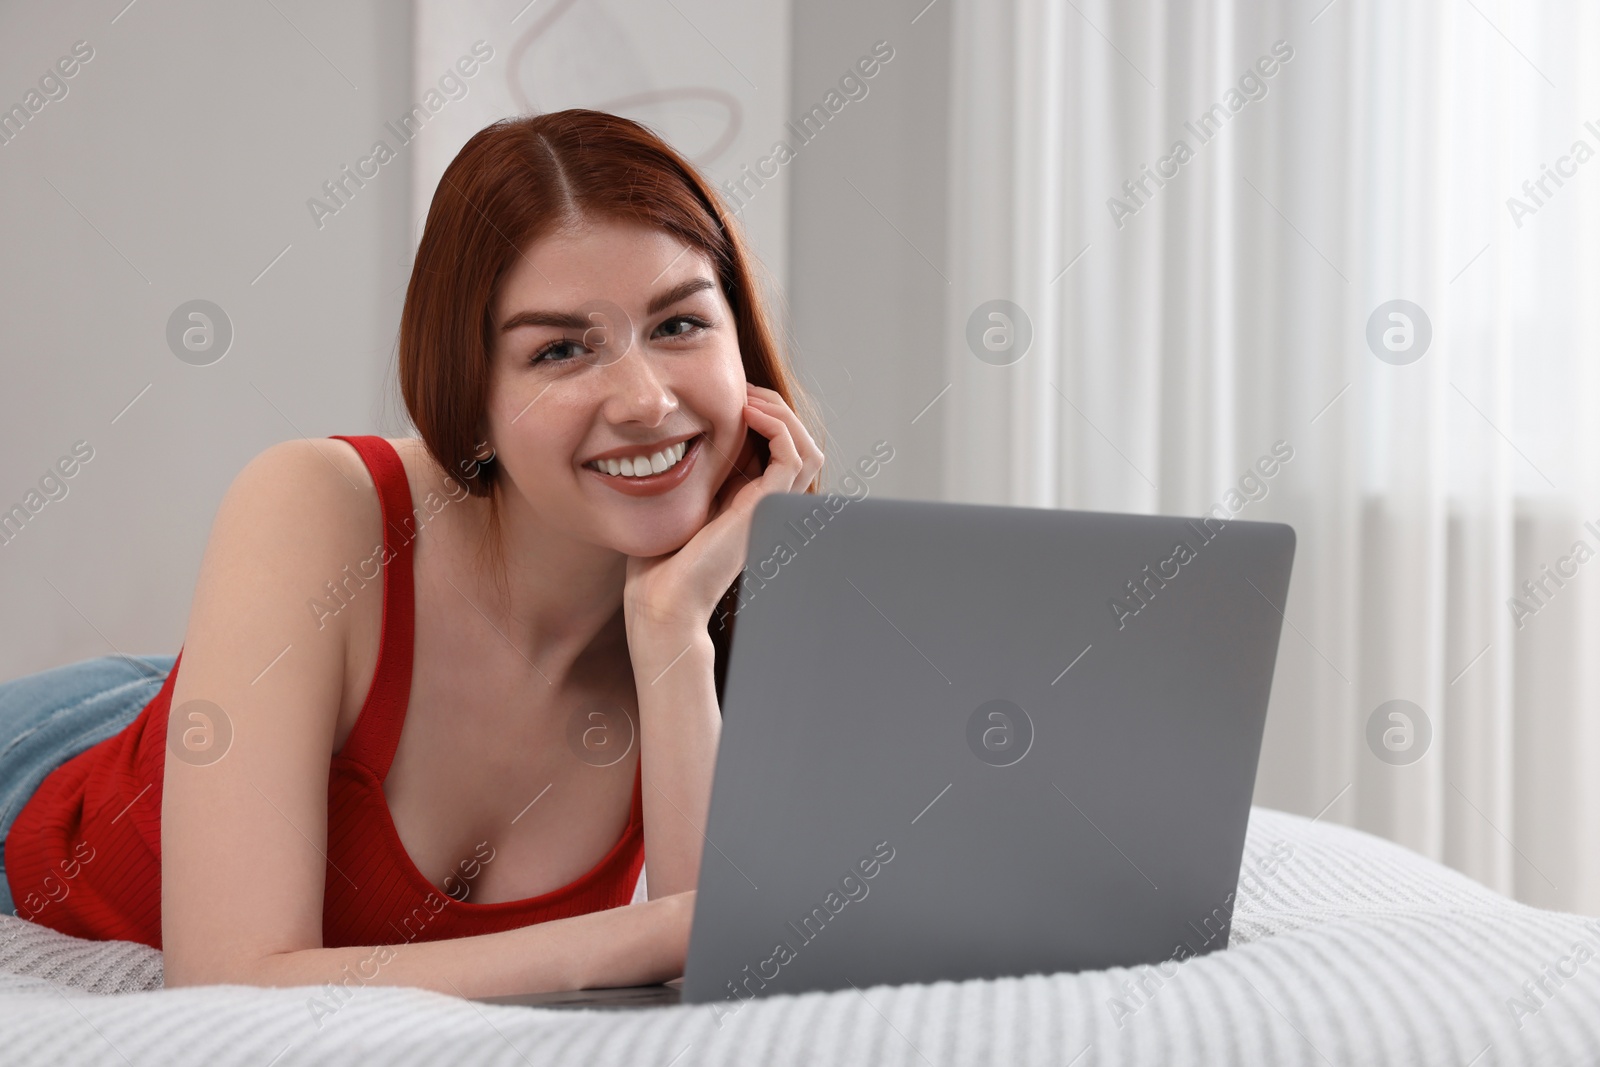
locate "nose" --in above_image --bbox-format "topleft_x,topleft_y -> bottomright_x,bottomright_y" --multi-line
599,348 -> 678,428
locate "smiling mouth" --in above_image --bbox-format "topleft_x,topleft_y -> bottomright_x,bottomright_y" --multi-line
582,435 -> 698,479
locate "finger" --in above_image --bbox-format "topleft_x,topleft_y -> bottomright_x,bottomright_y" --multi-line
745,391 -> 821,479
742,402 -> 796,468
741,402 -> 804,492
746,395 -> 823,491
703,401 -> 803,529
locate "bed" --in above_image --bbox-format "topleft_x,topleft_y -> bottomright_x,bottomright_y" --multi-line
2,806 -> 1597,1065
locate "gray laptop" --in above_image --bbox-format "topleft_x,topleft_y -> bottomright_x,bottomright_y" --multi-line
476,492 -> 1295,1011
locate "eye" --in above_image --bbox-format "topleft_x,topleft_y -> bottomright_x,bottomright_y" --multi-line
654,314 -> 711,340
530,338 -> 585,365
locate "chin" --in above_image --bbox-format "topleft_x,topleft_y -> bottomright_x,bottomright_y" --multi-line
605,507 -> 709,559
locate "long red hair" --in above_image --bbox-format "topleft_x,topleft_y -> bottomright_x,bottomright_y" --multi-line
397,109 -> 821,699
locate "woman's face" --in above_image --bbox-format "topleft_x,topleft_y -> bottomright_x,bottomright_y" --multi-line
483,214 -> 749,559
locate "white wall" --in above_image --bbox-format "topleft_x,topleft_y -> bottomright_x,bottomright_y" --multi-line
0,0 -> 413,676
785,2 -> 952,500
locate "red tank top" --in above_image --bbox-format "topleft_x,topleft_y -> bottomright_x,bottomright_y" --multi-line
4,434 -> 645,950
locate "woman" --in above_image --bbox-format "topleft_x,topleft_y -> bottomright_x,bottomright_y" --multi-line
0,109 -> 825,997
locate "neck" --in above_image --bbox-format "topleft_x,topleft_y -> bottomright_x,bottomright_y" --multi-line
436,473 -> 631,690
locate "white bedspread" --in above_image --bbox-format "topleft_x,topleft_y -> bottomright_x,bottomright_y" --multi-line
2,807 -> 1598,1065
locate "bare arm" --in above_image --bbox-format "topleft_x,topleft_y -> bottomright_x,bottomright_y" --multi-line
626,626 -> 721,899
179,890 -> 694,997
160,439 -> 689,993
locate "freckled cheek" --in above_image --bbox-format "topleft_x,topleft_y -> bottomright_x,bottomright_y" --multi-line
686,384 -> 747,465
495,399 -> 592,476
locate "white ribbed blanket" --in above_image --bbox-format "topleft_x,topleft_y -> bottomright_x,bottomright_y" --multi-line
2,807 -> 1598,1066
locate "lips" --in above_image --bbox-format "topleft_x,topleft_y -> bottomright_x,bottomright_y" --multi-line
581,434 -> 703,497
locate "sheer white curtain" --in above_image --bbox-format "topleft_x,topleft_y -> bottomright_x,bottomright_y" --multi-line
942,0 -> 1600,913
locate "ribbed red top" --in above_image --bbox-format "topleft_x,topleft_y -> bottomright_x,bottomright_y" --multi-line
4,434 -> 644,950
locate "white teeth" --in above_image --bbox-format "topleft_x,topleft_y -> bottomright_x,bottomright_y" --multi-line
591,439 -> 689,479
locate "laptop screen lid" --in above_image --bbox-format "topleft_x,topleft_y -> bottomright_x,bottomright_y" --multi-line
682,493 -> 1296,1008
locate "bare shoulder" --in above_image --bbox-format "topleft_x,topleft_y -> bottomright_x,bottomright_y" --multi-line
221,435 -> 439,553
178,436 -> 392,706
196,439 -> 388,610
160,436 -> 406,980
233,436 -> 379,509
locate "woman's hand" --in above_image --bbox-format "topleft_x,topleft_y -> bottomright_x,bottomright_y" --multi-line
623,383 -> 823,642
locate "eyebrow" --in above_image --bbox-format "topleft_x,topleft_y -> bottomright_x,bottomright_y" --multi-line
498,277 -> 717,333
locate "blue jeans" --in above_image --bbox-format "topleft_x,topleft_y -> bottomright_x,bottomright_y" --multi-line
0,654 -> 176,917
